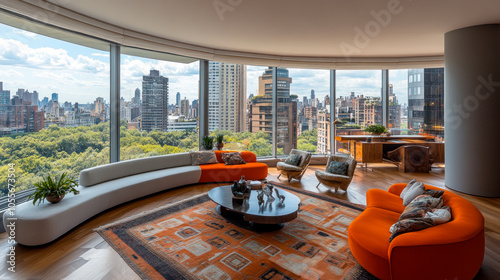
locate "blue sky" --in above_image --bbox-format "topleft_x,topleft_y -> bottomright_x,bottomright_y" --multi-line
0,23 -> 408,106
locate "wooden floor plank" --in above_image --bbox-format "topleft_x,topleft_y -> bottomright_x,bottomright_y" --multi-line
0,164 -> 498,279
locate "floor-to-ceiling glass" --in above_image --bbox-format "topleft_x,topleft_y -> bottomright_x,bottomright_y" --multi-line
0,23 -> 109,196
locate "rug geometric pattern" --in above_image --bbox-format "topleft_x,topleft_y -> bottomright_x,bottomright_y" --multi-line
95,182 -> 376,280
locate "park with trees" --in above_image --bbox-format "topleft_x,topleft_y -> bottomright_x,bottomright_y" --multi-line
0,122 -> 317,196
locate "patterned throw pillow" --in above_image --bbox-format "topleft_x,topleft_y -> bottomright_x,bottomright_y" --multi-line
285,154 -> 302,166
326,161 -> 349,175
221,152 -> 246,165
389,218 -> 435,242
422,189 -> 444,198
399,201 -> 430,221
189,151 -> 218,165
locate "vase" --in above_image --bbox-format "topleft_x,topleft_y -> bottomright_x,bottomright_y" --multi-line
46,193 -> 65,204
217,143 -> 224,150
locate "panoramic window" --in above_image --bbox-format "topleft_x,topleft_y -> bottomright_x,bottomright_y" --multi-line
334,70 -> 382,153
244,65 -> 273,157
389,69 -> 407,135
119,54 -> 199,160
407,68 -> 444,138
0,23 -> 110,197
287,68 -> 329,155
207,61 -> 251,152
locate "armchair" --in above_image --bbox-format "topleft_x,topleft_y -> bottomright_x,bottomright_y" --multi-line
315,155 -> 357,192
276,149 -> 312,182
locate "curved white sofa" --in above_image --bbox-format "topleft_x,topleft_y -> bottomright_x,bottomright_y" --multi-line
4,152 -> 268,246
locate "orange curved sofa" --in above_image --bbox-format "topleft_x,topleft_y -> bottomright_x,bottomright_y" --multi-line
348,183 -> 484,280
199,150 -> 268,183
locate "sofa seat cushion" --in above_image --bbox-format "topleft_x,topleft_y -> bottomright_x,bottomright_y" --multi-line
198,162 -> 268,183
366,189 -> 405,214
349,207 -> 399,280
276,162 -> 303,172
315,170 -> 351,182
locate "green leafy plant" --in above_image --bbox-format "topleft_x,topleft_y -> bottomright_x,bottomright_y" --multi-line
215,134 -> 224,145
28,173 -> 79,205
364,124 -> 387,135
214,134 -> 225,150
200,135 -> 214,150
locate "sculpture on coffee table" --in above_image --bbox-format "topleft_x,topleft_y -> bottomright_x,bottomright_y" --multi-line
262,183 -> 275,202
231,176 -> 251,199
275,188 -> 285,204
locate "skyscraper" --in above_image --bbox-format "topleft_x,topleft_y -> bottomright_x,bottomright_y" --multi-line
176,92 -> 181,106
134,88 -> 141,105
311,89 -> 315,100
252,67 -> 297,154
142,70 -> 169,132
0,82 -> 10,105
208,61 -> 246,132
180,97 -> 189,117
408,68 -> 444,137
208,61 -> 220,131
51,93 -> 58,102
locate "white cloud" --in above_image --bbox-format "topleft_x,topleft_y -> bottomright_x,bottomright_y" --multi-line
12,29 -> 37,39
0,38 -> 108,73
91,53 -> 109,57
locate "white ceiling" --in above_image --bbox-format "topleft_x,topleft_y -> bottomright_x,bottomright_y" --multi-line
47,0 -> 500,59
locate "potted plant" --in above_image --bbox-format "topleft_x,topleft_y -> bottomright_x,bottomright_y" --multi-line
215,134 -> 224,150
28,173 -> 79,205
364,124 -> 387,135
200,135 -> 214,150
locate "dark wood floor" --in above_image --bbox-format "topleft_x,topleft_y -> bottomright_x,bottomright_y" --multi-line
0,163 -> 498,280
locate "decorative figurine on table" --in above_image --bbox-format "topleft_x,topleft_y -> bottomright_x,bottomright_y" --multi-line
257,190 -> 265,206
262,183 -> 275,202
231,177 -> 250,199
275,188 -> 285,204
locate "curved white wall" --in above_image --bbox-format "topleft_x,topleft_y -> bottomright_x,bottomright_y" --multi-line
445,24 -> 500,197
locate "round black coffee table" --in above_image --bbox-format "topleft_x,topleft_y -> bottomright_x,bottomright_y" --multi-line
208,185 -> 301,231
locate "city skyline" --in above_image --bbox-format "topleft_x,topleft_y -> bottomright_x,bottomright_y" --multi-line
0,23 -> 409,107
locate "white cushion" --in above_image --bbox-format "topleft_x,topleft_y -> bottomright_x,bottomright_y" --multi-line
402,182 -> 425,206
400,179 -> 417,199
425,208 -> 452,224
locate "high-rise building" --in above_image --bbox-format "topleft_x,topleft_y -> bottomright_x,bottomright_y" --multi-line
0,82 -> 10,105
252,67 -> 297,154
208,61 -> 220,131
408,68 -> 444,137
180,97 -> 189,117
142,70 -> 169,132
311,89 -> 315,100
134,88 -> 141,106
51,93 -> 58,102
191,99 -> 199,118
0,95 -> 44,134
176,92 -> 181,106
208,61 -> 246,132
219,63 -> 246,131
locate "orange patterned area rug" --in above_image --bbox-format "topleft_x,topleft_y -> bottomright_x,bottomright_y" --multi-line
95,182 -> 376,280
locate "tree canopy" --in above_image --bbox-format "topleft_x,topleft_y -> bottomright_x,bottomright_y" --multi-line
0,124 -> 318,196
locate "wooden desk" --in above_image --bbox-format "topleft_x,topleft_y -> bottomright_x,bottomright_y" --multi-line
335,135 -> 436,143
354,141 -> 444,164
